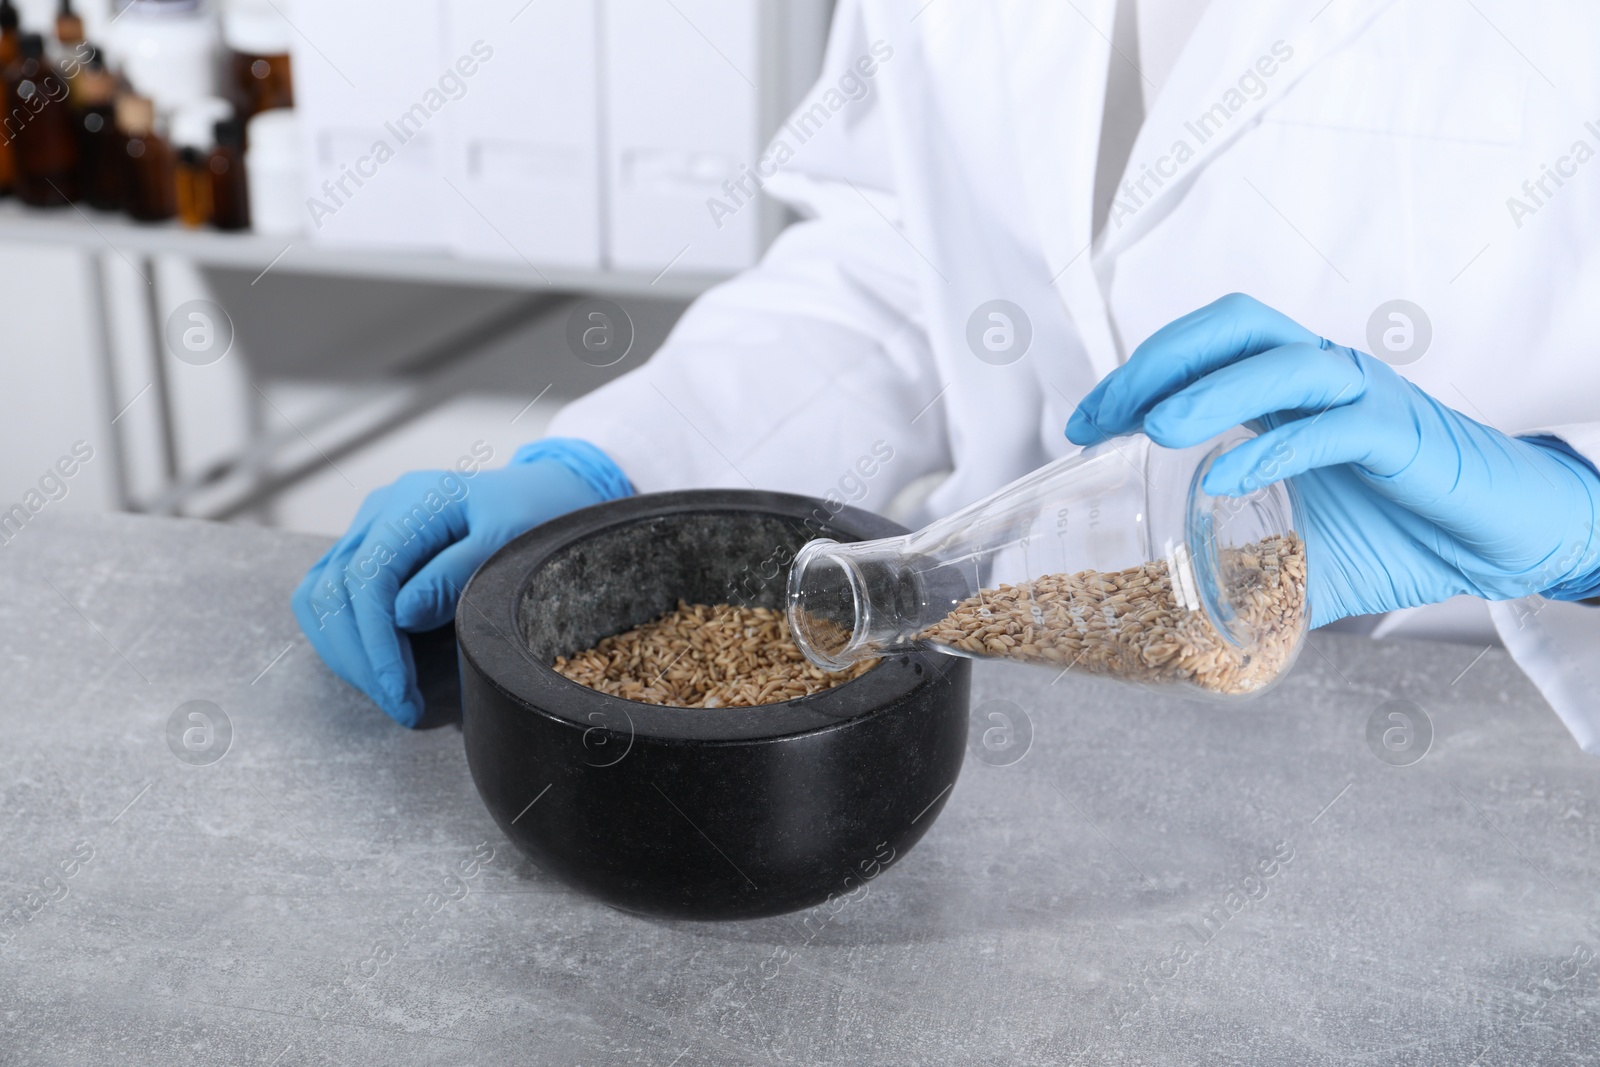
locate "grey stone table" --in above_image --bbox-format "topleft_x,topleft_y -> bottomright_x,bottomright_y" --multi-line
4,513 -> 1600,1066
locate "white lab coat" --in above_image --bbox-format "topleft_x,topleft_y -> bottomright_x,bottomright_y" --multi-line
552,0 -> 1600,748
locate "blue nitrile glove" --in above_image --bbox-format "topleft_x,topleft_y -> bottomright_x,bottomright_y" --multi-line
291,438 -> 633,726
1065,294 -> 1600,627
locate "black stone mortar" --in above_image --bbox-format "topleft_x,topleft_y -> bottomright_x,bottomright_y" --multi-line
456,489 -> 971,920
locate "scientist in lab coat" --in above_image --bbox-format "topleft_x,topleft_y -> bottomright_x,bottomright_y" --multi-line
294,0 -> 1600,746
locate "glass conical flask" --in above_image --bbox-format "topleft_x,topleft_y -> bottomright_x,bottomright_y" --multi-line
787,427 -> 1309,699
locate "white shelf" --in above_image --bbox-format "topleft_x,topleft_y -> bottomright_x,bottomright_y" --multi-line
0,202 -> 727,300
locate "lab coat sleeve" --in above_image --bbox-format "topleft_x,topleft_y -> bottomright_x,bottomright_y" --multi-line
546,1 -> 950,517
1489,422 -> 1600,754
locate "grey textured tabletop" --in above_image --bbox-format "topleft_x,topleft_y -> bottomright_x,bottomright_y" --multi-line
3,513 -> 1599,1066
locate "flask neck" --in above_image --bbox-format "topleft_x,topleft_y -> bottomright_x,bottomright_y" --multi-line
786,538 -> 973,670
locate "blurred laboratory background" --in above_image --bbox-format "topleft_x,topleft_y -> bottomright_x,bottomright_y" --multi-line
0,0 -> 831,533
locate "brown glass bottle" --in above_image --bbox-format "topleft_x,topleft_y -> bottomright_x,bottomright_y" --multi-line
0,0 -> 19,195
207,117 -> 249,230
0,2 -> 15,64
72,48 -> 119,210
5,34 -> 80,206
174,146 -> 211,226
116,94 -> 175,222
229,49 -> 292,122
0,0 -> 19,196
0,2 -> 16,66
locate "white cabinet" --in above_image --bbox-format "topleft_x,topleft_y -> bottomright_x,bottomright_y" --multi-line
286,0 -> 828,271
442,0 -> 603,269
601,0 -> 764,274
287,0 -> 450,250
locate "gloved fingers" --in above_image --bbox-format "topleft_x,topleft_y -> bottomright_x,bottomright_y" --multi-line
288,486 -> 414,720
292,533 -> 370,667
1142,343 -> 1367,449
394,534 -> 497,632
1202,406 -> 1381,495
291,593 -> 381,701
298,471 -> 468,727
1067,294 -> 1324,443
290,536 -> 392,711
1064,375 -> 1120,444
395,461 -> 606,631
345,518 -> 450,728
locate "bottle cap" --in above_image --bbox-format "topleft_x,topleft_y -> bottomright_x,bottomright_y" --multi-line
19,32 -> 44,59
76,64 -> 117,105
115,93 -> 155,136
0,1 -> 18,31
56,19 -> 84,46
58,0 -> 75,13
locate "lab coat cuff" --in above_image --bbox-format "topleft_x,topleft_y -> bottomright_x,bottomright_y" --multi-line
510,438 -> 635,503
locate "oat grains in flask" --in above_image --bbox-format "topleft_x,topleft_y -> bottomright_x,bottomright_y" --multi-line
787,426 -> 1309,699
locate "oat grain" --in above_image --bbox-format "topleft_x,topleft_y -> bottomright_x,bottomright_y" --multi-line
916,533 -> 1306,695
554,601 -> 878,708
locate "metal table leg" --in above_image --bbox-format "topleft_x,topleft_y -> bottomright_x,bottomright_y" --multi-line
85,249 -> 131,512
142,254 -> 180,496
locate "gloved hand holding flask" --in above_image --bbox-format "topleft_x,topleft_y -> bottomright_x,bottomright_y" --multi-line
788,294 -> 1600,699
1065,294 -> 1600,625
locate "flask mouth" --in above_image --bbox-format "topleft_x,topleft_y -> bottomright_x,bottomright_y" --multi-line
1182,436 -> 1285,648
787,539 -> 870,671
